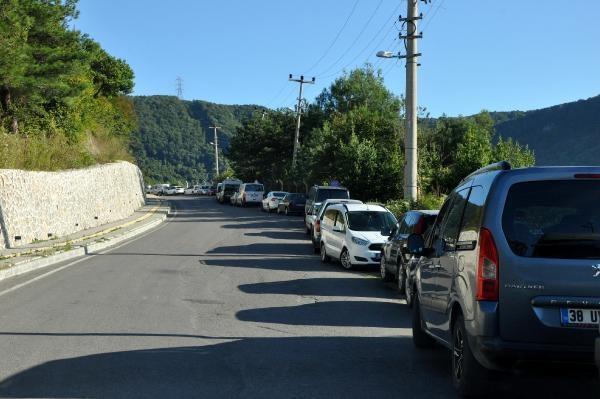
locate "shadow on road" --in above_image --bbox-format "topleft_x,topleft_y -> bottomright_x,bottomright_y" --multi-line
206,243 -> 311,256
236,300 -> 410,328
239,277 -> 395,299
245,230 -> 307,240
0,334 -> 596,399
0,336 -> 451,399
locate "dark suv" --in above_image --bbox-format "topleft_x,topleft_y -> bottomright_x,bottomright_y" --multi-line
380,210 -> 438,294
406,162 -> 600,396
305,185 -> 350,217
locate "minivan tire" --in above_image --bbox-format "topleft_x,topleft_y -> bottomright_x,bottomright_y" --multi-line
412,295 -> 436,348
340,248 -> 352,270
452,314 -> 489,397
380,256 -> 394,282
397,261 -> 406,295
320,243 -> 330,263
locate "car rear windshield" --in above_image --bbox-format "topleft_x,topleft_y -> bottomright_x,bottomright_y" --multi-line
347,211 -> 396,232
502,180 -> 600,259
317,188 -> 349,202
224,184 -> 239,192
244,184 -> 264,192
273,192 -> 287,198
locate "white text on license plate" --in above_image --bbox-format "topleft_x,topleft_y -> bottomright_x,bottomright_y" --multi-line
560,308 -> 600,327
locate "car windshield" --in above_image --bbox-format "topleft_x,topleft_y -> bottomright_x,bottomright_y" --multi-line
502,180 -> 600,259
316,189 -> 349,202
244,184 -> 263,192
347,211 -> 396,232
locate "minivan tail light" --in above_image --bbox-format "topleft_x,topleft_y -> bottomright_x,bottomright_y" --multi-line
315,219 -> 321,233
476,227 -> 499,301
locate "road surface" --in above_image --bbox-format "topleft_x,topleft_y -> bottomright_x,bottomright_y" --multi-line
0,197 -> 597,398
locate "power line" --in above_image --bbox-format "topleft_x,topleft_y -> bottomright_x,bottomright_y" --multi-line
317,2 -> 405,80
302,0 -> 360,74
422,0 -> 445,30
314,0 -> 385,78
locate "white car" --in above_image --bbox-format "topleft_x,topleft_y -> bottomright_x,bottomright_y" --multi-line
184,186 -> 197,195
166,186 -> 185,195
319,203 -> 397,270
309,199 -> 364,251
197,185 -> 210,195
262,191 -> 288,212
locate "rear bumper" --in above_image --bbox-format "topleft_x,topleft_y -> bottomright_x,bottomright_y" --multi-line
472,335 -> 596,370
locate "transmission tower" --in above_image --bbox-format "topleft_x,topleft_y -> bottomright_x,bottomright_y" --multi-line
176,76 -> 183,99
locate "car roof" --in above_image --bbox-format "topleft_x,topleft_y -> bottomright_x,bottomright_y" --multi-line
321,199 -> 362,205
331,203 -> 388,212
313,185 -> 347,190
411,209 -> 439,215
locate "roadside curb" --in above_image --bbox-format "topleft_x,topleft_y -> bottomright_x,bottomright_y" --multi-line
0,207 -> 169,283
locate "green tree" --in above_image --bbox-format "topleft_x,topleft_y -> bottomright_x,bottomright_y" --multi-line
493,136 -> 535,167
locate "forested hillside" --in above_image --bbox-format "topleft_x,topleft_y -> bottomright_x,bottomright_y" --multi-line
491,95 -> 600,165
130,96 -> 261,184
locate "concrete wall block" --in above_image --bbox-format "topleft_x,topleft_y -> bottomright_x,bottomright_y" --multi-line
0,161 -> 145,249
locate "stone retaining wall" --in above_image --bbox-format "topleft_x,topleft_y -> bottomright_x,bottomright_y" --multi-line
0,161 -> 145,249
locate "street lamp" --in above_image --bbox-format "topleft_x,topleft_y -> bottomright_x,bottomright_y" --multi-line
376,50 -> 397,59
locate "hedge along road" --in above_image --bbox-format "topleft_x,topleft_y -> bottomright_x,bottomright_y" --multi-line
0,197 -> 596,399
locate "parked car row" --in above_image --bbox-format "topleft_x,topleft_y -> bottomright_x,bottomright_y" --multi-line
149,183 -> 216,196
217,164 -> 600,396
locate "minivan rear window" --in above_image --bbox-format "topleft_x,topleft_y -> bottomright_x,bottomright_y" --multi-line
317,189 -> 349,202
502,180 -> 600,259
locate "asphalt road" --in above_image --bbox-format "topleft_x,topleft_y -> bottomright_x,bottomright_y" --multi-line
0,197 -> 597,398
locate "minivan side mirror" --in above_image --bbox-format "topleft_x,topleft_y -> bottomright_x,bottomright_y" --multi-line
406,233 -> 425,256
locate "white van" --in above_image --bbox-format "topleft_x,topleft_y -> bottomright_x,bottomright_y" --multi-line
234,182 -> 265,207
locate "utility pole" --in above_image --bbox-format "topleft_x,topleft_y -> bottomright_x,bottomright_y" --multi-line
176,76 -> 183,99
402,0 -> 422,202
288,74 -> 315,167
209,126 -> 221,178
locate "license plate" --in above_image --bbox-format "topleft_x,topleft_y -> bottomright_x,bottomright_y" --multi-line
560,308 -> 600,327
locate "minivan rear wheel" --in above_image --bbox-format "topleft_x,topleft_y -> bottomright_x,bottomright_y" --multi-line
412,295 -> 435,349
452,314 -> 489,396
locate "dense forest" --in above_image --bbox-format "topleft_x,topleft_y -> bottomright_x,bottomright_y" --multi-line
131,96 -> 261,184
0,0 -> 136,170
492,95 -> 600,165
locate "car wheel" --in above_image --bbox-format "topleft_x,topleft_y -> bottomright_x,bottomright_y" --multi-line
285,207 -> 289,216
380,256 -> 394,282
306,225 -> 311,235
320,243 -> 330,263
276,207 -> 280,214
452,314 -> 489,396
340,248 -> 352,270
412,295 -> 436,349
397,261 -> 406,294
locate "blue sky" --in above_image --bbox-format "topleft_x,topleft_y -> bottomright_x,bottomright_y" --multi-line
76,0 -> 600,117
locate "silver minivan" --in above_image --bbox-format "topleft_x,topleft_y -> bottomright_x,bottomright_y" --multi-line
407,162 -> 600,396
